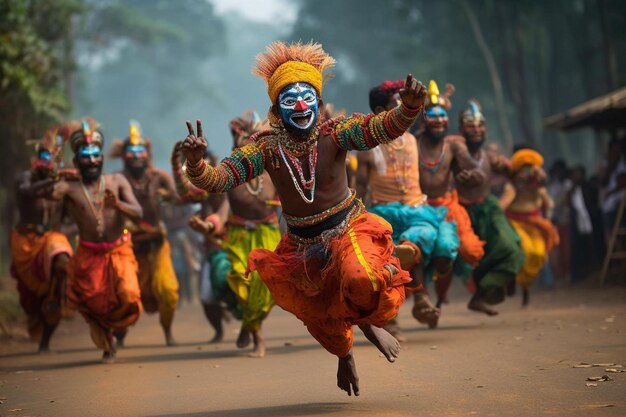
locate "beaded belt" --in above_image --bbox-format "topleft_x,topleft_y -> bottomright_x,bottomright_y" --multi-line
79,230 -> 131,252
283,189 -> 355,229
287,200 -> 363,246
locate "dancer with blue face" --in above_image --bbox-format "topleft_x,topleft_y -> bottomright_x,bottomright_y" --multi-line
419,81 -> 487,313
111,120 -> 181,347
182,41 -> 427,396
278,82 -> 320,136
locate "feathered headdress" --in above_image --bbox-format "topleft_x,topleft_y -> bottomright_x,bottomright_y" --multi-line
426,80 -> 455,110
229,111 -> 267,142
460,99 -> 485,126
69,117 -> 103,153
252,41 -> 336,104
108,119 -> 152,158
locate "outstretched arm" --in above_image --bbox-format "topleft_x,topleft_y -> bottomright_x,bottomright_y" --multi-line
330,75 -> 425,151
182,120 -> 266,193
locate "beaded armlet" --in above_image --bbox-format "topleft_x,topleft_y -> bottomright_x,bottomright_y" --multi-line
328,103 -> 422,151
184,143 -> 266,193
172,159 -> 209,203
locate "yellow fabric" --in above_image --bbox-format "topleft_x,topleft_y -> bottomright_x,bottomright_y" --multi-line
348,227 -> 379,291
225,222 -> 281,330
136,239 -> 179,328
510,219 -> 547,289
511,149 -> 544,172
268,61 -> 323,103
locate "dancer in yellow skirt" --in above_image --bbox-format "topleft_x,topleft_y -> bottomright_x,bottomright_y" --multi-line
201,114 -> 281,357
505,149 -> 559,306
110,121 -> 180,346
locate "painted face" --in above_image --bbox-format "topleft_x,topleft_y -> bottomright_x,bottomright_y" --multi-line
124,144 -> 149,160
32,150 -> 53,177
75,144 -> 103,182
424,105 -> 448,140
461,120 -> 486,150
278,82 -> 319,136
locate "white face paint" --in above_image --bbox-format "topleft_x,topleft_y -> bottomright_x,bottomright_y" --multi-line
278,82 -> 319,133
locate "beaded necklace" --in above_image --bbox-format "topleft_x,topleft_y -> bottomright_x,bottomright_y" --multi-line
419,141 -> 446,174
278,142 -> 318,204
267,119 -> 321,158
244,175 -> 264,197
80,176 -> 105,238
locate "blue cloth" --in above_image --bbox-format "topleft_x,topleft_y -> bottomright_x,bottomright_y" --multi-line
370,202 -> 459,279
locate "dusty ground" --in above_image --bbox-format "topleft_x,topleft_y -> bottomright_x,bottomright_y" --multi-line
0,282 -> 624,417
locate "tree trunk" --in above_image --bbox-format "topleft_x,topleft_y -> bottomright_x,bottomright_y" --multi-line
460,0 -> 514,152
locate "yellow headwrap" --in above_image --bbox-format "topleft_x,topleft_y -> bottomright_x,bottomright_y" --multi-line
268,61 -> 323,104
252,41 -> 335,104
511,149 -> 543,172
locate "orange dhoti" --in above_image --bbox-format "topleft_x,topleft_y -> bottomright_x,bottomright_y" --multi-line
67,233 -> 142,351
9,227 -> 73,341
134,237 -> 179,329
428,191 -> 485,267
249,208 -> 410,358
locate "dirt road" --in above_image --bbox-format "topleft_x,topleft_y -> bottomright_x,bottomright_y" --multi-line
1,283 -> 624,417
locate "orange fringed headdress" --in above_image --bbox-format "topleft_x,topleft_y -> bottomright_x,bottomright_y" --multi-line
511,149 -> 544,172
252,41 -> 336,104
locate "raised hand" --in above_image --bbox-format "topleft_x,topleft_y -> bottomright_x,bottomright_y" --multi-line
181,119 -> 207,166
399,74 -> 426,109
171,141 -> 183,168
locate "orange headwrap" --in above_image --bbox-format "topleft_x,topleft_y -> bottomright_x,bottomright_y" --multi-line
511,149 -> 544,172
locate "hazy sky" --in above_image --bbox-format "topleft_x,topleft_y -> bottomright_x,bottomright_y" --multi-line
208,0 -> 297,23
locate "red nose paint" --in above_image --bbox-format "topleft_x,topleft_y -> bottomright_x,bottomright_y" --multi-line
294,99 -> 308,112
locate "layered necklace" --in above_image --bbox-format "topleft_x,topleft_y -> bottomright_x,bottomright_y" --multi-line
266,119 -> 321,204
419,141 -> 446,174
384,136 -> 411,194
278,142 -> 318,204
80,176 -> 105,238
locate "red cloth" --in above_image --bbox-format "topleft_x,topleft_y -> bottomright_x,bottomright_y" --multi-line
248,212 -> 410,357
67,235 -> 142,333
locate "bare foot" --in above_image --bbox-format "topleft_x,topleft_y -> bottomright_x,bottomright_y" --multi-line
337,351 -> 359,396
236,327 -> 251,349
383,317 -> 407,343
166,335 -> 178,347
102,350 -> 115,364
468,294 -> 499,316
412,292 -> 440,328
395,244 -> 418,270
359,324 -> 400,363
247,329 -> 266,358
114,331 -> 126,348
208,330 -> 223,344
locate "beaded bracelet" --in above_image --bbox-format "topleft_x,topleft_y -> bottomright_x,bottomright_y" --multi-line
331,103 -> 422,151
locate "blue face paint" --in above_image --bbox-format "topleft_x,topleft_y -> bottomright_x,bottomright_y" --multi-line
425,105 -> 448,120
278,82 -> 319,135
38,150 -> 53,163
125,144 -> 149,160
77,144 -> 102,159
